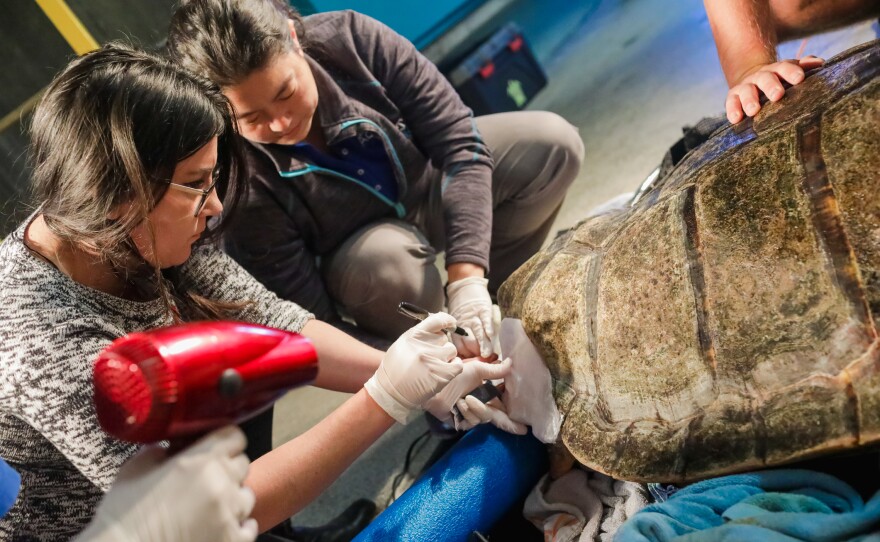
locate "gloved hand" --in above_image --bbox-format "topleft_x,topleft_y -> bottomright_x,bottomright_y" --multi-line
77,426 -> 257,542
364,312 -> 463,425
425,357 -> 527,435
446,276 -> 495,358
455,394 -> 527,435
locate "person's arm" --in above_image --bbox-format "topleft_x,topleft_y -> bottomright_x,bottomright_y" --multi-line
182,245 -> 383,393
299,319 -> 382,392
246,389 -> 393,528
246,313 -> 462,531
704,0 -> 823,123
447,263 -> 485,283
705,0 -> 778,88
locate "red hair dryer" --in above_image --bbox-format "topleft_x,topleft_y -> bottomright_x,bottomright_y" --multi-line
93,321 -> 318,444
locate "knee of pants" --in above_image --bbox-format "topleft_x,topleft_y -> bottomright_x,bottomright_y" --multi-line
493,112 -> 585,208
339,254 -> 443,311
329,253 -> 444,339
492,114 -> 585,237
531,112 -> 585,191
323,223 -> 444,329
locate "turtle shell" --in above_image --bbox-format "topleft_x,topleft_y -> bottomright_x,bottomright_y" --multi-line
499,40 -> 880,483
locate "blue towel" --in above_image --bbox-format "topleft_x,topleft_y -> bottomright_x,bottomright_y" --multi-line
615,469 -> 880,542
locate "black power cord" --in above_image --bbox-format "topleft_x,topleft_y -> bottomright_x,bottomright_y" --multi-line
385,429 -> 432,507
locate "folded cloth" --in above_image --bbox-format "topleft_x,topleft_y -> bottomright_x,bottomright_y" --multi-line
524,467 -> 650,541
499,318 -> 562,443
614,469 -> 880,542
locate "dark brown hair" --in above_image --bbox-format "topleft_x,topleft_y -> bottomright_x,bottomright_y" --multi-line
30,42 -> 247,320
167,0 -> 306,87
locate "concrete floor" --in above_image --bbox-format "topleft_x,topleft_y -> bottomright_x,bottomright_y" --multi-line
276,0 -> 880,529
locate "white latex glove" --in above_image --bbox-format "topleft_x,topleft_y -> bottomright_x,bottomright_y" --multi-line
365,311 -> 463,425
446,276 -> 495,357
455,394 -> 528,435
425,357 -> 527,435
76,426 -> 257,542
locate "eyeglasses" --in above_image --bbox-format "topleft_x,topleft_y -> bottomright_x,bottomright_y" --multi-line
164,175 -> 220,217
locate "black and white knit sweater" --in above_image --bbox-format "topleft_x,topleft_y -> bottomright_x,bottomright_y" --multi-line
0,219 -> 312,540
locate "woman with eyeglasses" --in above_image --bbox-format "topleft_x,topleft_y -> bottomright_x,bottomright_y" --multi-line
0,43 -> 472,540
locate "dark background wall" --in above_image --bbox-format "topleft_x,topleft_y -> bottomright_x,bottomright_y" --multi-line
0,0 -> 177,236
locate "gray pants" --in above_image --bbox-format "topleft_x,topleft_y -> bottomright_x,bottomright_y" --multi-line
322,111 -> 585,339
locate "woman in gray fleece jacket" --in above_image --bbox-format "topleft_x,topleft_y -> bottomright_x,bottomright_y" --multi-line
168,0 -> 585,359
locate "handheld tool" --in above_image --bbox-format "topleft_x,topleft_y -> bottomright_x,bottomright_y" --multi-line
398,301 -> 469,336
92,321 -> 318,444
397,302 -> 502,424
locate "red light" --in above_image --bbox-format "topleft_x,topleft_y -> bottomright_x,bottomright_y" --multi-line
508,36 -> 523,52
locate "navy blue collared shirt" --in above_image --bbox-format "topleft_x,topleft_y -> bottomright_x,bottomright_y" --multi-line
290,133 -> 398,202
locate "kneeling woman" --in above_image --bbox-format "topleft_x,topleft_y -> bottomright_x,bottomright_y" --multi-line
0,44 -> 464,540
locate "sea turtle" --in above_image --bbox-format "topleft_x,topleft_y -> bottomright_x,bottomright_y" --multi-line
499,40 -> 880,483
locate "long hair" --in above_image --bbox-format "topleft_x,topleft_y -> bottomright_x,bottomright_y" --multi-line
30,42 -> 247,320
167,0 -> 306,87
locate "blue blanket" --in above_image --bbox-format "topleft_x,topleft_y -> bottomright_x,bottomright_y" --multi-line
615,469 -> 880,542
